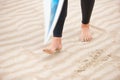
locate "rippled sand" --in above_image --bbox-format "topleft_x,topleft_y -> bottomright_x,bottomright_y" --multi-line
0,0 -> 120,80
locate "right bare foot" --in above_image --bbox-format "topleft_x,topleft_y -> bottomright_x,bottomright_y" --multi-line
43,37 -> 62,54
80,24 -> 92,42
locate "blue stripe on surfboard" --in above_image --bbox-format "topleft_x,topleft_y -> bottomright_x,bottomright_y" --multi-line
47,0 -> 59,35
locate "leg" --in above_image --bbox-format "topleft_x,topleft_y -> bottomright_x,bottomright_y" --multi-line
80,0 -> 95,41
81,0 -> 95,24
53,0 -> 68,37
43,0 -> 68,54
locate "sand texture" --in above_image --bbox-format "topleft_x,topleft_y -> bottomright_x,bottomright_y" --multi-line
0,0 -> 120,80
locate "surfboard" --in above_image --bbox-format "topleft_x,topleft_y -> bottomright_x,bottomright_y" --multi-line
43,0 -> 64,44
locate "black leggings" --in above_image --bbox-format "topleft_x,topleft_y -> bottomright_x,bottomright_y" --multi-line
53,0 -> 95,37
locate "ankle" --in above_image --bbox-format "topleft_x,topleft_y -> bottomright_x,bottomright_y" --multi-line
52,37 -> 62,44
53,37 -> 61,39
81,24 -> 90,29
53,37 -> 61,41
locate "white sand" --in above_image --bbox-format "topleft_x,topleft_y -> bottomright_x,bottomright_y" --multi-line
0,0 -> 120,80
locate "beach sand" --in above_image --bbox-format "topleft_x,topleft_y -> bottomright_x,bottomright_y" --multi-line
0,0 -> 120,80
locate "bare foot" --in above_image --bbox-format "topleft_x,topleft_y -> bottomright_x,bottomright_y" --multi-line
80,24 -> 92,42
43,37 -> 62,54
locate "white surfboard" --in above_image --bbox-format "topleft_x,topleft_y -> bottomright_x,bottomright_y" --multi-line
43,0 -> 64,44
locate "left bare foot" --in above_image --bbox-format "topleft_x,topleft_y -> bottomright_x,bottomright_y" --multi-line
43,37 -> 62,54
80,24 -> 92,42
